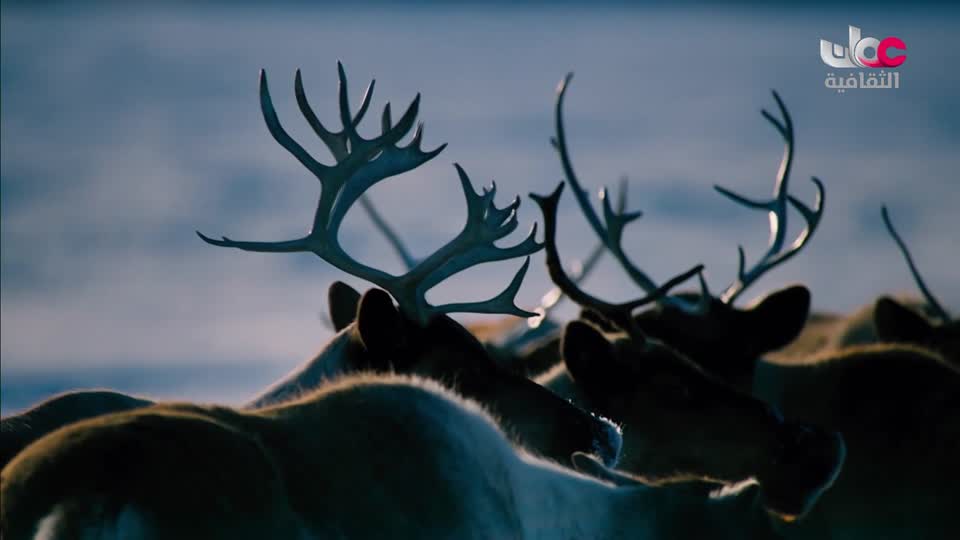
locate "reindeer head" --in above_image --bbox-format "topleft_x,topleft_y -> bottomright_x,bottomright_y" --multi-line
552,74 -> 824,389
533,182 -> 844,520
875,206 -> 958,361
197,64 -> 621,467
630,286 -> 811,387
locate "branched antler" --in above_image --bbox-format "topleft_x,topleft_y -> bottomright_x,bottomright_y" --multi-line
552,73 -> 711,316
197,64 -> 542,325
359,176 -> 623,349
497,177 -> 626,351
881,205 -> 950,323
535,176 -> 627,320
715,91 -> 825,304
531,183 -> 704,342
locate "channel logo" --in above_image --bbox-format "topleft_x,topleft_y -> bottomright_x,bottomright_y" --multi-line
820,25 -> 906,69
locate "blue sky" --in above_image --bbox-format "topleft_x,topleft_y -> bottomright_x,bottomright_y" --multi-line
2,3 -> 958,412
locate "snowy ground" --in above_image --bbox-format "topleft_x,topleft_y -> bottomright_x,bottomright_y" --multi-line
2,2 -> 958,414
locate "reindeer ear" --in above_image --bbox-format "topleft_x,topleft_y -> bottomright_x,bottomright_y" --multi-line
746,285 -> 811,353
356,289 -> 405,353
874,296 -> 933,343
328,281 -> 362,331
561,321 -> 621,391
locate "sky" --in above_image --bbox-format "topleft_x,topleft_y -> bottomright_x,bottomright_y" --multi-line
2,2 -> 958,413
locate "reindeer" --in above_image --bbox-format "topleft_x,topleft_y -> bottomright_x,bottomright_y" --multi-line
1,64 -> 621,471
5,371 -> 834,540
771,205 -> 957,364
610,87 -> 821,392
872,206 -> 957,359
530,182 -> 845,524
509,77 -> 824,393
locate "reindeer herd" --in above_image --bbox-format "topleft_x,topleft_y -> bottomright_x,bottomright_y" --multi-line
1,64 -> 957,540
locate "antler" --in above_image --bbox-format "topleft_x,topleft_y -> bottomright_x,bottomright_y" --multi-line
495,178 -> 625,351
715,91 -> 825,304
531,182 -> 704,341
197,64 -> 542,326
552,73 -> 711,316
881,205 -> 950,323
535,176 -> 627,322
358,178 -> 621,346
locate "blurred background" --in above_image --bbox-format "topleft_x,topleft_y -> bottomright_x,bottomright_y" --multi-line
2,1 -> 958,414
